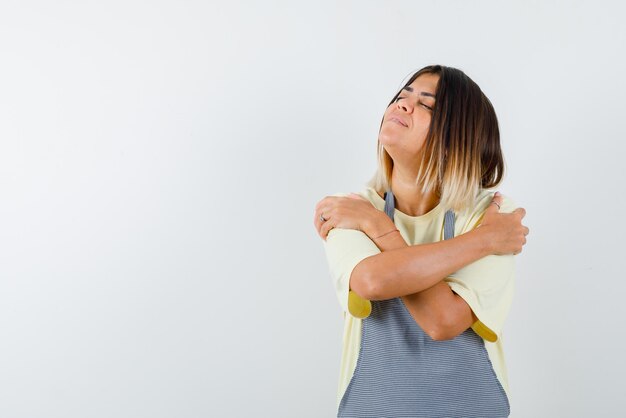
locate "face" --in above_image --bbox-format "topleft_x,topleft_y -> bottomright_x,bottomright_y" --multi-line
379,72 -> 439,161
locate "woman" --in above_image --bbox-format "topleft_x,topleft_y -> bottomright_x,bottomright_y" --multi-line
313,65 -> 529,417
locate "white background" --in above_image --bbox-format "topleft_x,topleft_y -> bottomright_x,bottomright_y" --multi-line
1,1 -> 625,417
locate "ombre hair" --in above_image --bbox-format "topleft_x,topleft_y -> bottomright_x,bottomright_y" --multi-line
367,65 -> 505,214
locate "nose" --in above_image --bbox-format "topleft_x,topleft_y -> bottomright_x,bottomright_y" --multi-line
396,97 -> 413,113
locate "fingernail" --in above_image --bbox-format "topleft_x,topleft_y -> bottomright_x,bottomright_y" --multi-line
494,191 -> 500,197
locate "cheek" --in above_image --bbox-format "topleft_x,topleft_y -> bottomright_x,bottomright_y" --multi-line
407,120 -> 431,149
410,115 -> 430,134
417,115 -> 433,134
419,123 -> 430,138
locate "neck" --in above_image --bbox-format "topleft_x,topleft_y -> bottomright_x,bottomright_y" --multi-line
389,165 -> 439,217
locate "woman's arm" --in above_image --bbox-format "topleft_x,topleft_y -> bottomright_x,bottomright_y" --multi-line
351,226 -> 489,300
350,193 -> 526,301
314,191 -> 528,339
364,224 -> 477,341
354,194 -> 524,341
402,285 -> 476,341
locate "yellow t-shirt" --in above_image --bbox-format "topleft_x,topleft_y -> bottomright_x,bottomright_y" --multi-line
322,187 -> 517,408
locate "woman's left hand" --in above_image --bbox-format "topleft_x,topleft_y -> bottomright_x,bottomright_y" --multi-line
313,193 -> 385,240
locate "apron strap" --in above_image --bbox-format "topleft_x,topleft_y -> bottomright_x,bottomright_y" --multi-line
383,190 -> 396,221
383,190 -> 456,240
443,210 -> 455,240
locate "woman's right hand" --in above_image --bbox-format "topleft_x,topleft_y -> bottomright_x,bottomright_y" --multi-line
477,192 -> 530,256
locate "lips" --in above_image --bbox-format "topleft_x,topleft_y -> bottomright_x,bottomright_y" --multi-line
388,115 -> 408,127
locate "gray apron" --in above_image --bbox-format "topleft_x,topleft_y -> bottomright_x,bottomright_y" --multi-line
338,190 -> 510,418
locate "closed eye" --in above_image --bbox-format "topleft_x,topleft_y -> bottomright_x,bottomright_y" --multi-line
395,96 -> 433,111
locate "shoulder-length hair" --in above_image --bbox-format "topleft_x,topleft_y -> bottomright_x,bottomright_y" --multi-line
367,65 -> 505,214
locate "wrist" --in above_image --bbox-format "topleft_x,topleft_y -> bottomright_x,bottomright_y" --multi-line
363,212 -> 396,239
469,226 -> 493,257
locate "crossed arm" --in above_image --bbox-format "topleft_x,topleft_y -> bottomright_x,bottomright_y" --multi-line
316,192 -> 527,341
352,227 -> 482,341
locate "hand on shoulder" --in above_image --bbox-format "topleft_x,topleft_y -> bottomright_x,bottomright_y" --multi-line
475,192 -> 530,256
313,191 -> 389,241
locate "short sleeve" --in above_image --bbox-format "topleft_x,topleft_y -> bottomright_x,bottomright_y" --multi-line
445,193 -> 518,343
323,227 -> 381,319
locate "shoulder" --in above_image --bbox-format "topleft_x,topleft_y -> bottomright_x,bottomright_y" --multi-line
471,189 -> 518,215
456,189 -> 519,233
326,187 -> 386,211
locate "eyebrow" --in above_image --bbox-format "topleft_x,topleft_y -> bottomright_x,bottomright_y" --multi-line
403,86 -> 436,98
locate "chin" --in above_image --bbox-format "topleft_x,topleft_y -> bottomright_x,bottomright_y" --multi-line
381,140 -> 421,162
378,135 -> 402,149
379,142 -> 402,162
378,130 -> 402,147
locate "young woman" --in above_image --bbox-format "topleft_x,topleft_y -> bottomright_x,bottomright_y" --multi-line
313,65 -> 529,417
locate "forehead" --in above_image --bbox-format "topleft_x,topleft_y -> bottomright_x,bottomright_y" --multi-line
406,72 -> 440,95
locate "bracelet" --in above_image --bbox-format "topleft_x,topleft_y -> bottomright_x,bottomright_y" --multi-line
373,228 -> 399,240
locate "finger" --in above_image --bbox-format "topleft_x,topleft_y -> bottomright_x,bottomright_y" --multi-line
320,219 -> 334,240
313,205 -> 329,236
313,211 -> 323,236
317,215 -> 327,239
486,192 -> 503,213
524,226 -> 530,236
513,207 -> 526,219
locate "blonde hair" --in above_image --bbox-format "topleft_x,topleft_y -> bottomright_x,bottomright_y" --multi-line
367,65 -> 505,214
